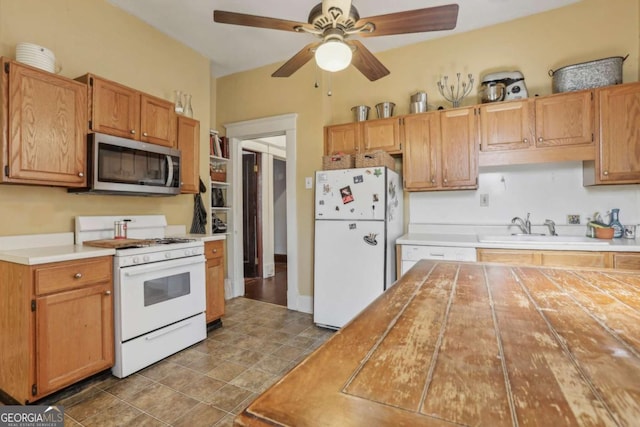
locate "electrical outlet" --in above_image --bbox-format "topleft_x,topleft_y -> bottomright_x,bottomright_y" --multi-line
567,214 -> 581,224
479,194 -> 489,207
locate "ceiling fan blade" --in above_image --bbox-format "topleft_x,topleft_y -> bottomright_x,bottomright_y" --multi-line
356,4 -> 459,37
272,42 -> 321,78
214,10 -> 313,33
348,40 -> 390,82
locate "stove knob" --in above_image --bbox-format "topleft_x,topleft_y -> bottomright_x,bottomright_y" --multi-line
165,252 -> 171,259
143,255 -> 150,263
511,85 -> 521,93
133,257 -> 140,264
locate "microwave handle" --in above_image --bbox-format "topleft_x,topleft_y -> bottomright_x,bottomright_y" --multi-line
166,155 -> 174,187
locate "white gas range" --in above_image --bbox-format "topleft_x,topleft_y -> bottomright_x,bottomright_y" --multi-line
75,215 -> 206,378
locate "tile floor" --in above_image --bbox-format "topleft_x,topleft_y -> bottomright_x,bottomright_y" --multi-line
44,298 -> 333,426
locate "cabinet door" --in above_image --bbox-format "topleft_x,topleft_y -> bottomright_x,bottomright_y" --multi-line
177,116 -> 200,194
535,90 -> 593,147
90,76 -> 140,139
479,100 -> 534,151
205,240 -> 225,323
36,282 -> 113,397
362,117 -> 401,153
5,61 -> 87,186
402,112 -> 440,190
324,123 -> 360,155
140,94 -> 176,147
596,83 -> 640,183
440,107 -> 478,189
477,249 -> 539,266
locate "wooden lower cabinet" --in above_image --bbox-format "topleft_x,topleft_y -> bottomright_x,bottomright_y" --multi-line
205,240 -> 225,323
0,256 -> 113,403
477,249 -> 640,271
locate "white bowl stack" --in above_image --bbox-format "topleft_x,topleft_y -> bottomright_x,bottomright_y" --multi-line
15,43 -> 57,73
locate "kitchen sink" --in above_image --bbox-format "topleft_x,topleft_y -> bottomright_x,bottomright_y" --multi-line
477,234 -> 611,245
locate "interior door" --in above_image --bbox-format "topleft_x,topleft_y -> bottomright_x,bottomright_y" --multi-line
243,151 -> 261,278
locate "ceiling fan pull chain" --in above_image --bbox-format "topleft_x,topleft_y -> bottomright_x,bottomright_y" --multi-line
327,73 -> 332,97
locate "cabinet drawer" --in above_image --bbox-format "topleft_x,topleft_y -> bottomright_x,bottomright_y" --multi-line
477,249 -> 538,266
35,257 -> 112,295
540,251 -> 610,268
204,240 -> 224,261
401,245 -> 477,262
613,253 -> 640,270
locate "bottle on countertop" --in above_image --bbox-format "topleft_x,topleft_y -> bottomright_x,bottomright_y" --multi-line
608,208 -> 624,238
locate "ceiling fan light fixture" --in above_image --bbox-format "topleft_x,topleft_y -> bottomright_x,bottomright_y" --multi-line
315,39 -> 352,72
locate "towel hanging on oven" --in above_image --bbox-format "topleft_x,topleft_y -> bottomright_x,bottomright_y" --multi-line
190,178 -> 207,234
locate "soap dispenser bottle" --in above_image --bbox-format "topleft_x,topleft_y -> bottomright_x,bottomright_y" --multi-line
609,208 -> 623,238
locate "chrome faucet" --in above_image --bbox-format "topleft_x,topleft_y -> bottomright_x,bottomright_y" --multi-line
544,219 -> 557,236
511,213 -> 531,234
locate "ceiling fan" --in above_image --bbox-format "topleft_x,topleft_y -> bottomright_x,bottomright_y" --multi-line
213,1 -> 459,81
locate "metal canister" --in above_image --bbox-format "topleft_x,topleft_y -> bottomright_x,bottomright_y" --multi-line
114,221 -> 127,239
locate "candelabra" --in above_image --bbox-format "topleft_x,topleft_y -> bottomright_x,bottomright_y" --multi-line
437,73 -> 474,108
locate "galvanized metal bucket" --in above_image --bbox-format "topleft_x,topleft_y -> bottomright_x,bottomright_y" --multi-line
549,55 -> 628,93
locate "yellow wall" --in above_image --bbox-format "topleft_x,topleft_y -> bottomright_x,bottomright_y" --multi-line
0,0 -> 211,236
215,0 -> 640,298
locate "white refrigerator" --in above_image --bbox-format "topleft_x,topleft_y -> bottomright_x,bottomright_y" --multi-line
313,167 -> 403,329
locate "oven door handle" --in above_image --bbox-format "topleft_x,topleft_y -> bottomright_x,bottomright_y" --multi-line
123,255 -> 205,277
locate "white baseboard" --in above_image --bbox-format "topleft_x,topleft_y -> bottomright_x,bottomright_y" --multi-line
289,293 -> 313,314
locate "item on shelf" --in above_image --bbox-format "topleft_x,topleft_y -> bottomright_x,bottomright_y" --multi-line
624,225 -> 637,239
375,102 -> 395,118
480,71 -> 528,102
212,187 -> 225,207
437,73 -> 474,108
322,153 -> 355,170
351,105 -> 370,122
15,42 -> 59,73
210,167 -> 226,182
409,91 -> 427,113
183,93 -> 193,117
212,213 -> 227,233
174,90 -> 184,114
549,55 -> 628,93
355,150 -> 395,171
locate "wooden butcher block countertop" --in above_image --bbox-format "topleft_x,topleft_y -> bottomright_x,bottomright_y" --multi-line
235,260 -> 640,427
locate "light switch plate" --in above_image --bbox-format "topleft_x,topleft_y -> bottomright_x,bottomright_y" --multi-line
305,177 -> 313,189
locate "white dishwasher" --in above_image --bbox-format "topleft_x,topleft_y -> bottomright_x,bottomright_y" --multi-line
400,245 -> 477,275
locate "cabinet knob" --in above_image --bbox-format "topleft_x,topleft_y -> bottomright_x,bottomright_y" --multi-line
78,172 -> 84,177
443,178 -> 448,183
130,129 -> 136,134
431,178 -> 436,184
212,249 -> 217,253
143,132 -> 148,137
104,290 -> 111,295
603,170 -> 609,176
74,273 -> 82,279
523,138 -> 529,143
537,137 -> 543,142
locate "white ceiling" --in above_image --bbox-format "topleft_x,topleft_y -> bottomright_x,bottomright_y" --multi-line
106,0 -> 581,78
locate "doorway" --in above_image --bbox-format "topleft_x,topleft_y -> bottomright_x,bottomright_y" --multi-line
225,113 -> 306,312
241,139 -> 288,306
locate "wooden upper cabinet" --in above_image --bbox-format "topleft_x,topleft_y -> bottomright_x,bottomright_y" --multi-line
86,76 -> 139,139
139,93 -> 176,147
535,90 -> 594,147
177,116 -> 200,194
479,99 -> 534,151
585,82 -> 640,185
324,123 -> 361,155
78,74 -> 176,147
1,58 -> 87,187
362,117 -> 401,153
403,112 -> 440,190
403,108 -> 477,191
439,107 -> 478,189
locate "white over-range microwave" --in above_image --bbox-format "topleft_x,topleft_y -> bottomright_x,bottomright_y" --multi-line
69,132 -> 181,196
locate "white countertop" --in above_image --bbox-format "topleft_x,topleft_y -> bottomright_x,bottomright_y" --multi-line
0,244 -> 115,265
397,232 -> 640,252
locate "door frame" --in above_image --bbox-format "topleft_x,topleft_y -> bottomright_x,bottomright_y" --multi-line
225,114 -> 301,312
